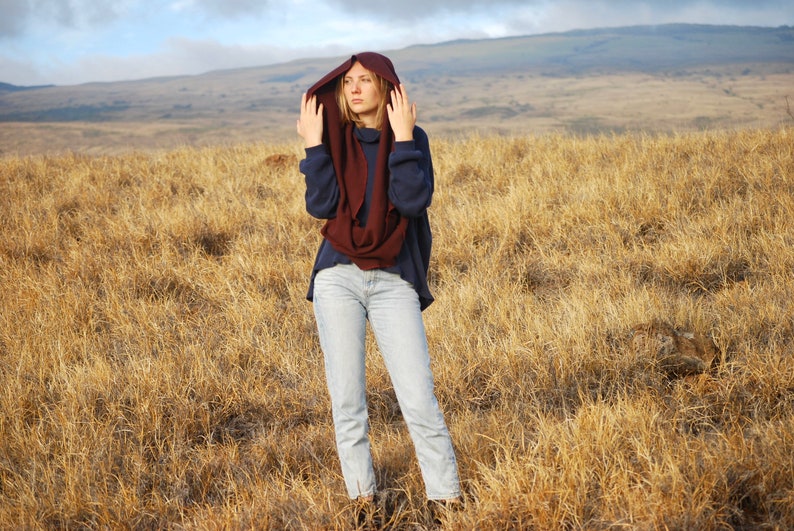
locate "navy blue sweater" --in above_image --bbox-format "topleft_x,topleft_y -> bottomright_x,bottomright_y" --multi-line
301,125 -> 435,310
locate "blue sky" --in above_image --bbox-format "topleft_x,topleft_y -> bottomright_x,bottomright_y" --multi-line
1,0 -> 792,86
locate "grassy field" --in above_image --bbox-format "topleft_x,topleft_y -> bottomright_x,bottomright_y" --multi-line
2,69 -> 792,156
1,126 -> 793,529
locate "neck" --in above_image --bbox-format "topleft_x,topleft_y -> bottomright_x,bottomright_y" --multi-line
356,112 -> 379,129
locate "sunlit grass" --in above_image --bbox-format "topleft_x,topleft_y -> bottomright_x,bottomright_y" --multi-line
1,127 -> 792,528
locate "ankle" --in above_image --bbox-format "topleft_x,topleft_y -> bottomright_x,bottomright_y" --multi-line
432,496 -> 462,505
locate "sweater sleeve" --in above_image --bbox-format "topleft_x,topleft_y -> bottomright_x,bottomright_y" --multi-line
300,144 -> 339,219
387,127 -> 434,218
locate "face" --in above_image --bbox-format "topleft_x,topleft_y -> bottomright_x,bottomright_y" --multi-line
343,62 -> 383,128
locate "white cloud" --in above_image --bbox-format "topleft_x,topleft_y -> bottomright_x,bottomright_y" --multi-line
1,0 -> 792,85
169,0 -> 272,18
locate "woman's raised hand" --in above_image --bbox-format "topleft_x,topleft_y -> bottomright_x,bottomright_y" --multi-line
297,93 -> 324,147
387,84 -> 416,142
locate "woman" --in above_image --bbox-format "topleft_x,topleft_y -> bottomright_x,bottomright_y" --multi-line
296,52 -> 462,510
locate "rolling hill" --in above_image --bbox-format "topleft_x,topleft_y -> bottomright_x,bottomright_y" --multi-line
1,24 -> 793,155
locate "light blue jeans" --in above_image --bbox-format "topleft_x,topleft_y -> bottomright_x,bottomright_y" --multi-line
312,263 -> 461,500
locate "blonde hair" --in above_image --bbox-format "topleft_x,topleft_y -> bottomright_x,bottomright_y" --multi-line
335,63 -> 393,130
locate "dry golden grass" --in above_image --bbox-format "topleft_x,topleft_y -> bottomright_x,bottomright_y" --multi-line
1,127 -> 793,529
3,69 -> 792,157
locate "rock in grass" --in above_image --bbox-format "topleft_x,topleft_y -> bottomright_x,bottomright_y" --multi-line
630,321 -> 719,378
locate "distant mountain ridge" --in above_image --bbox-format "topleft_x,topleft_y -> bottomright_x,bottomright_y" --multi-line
0,81 -> 54,92
2,24 -> 793,154
2,24 -> 792,117
390,23 -> 794,76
